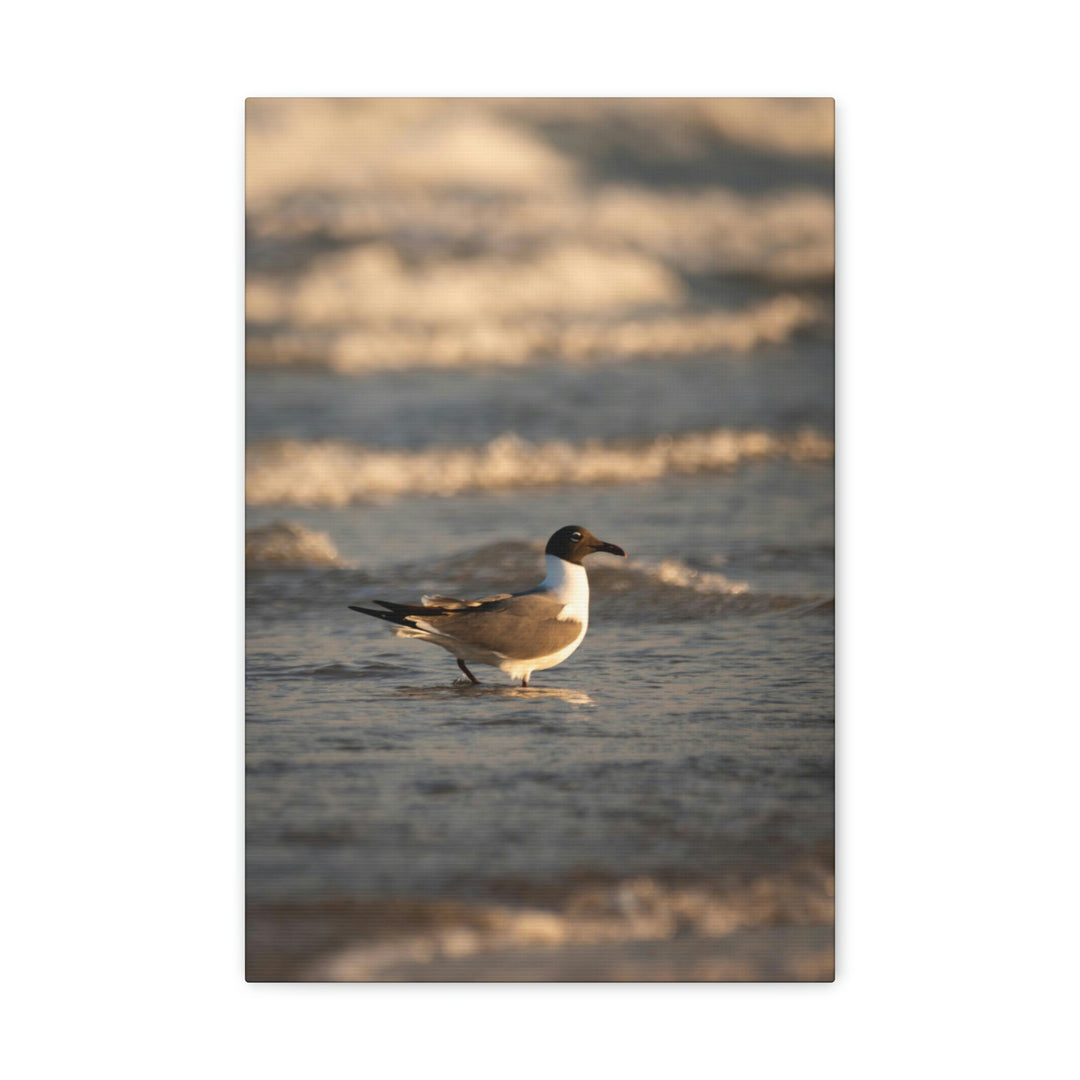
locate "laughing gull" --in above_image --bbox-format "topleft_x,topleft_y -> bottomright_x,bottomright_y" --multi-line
350,525 -> 627,686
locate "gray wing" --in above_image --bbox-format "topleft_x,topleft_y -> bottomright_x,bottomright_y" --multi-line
420,593 -> 511,609
417,592 -> 581,659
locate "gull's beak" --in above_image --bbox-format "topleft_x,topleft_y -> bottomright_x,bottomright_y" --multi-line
593,540 -> 627,558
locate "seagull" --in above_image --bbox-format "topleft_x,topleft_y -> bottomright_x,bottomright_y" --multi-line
350,525 -> 627,687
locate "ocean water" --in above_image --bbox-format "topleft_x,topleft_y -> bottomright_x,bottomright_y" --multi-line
245,98 -> 834,981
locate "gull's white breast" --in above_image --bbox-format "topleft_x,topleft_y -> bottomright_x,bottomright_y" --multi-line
540,554 -> 591,629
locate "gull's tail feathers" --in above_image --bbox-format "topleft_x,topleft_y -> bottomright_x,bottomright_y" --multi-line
347,602 -> 432,626
349,598 -> 464,626
348,602 -> 444,643
349,594 -> 516,625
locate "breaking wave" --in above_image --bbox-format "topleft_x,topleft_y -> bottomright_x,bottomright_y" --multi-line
245,427 -> 833,507
594,557 -> 828,618
246,294 -> 824,372
246,99 -> 833,375
248,188 -> 833,284
627,557 -> 749,595
246,99 -> 579,209
244,538 -> 831,619
247,864 -> 834,981
246,242 -> 684,327
245,521 -> 346,568
246,98 -> 832,211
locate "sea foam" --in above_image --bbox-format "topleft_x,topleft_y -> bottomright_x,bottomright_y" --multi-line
246,294 -> 824,372
245,521 -> 345,567
245,428 -> 834,507
291,866 -> 834,981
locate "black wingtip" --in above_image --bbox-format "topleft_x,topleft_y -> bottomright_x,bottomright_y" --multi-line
349,604 -> 388,619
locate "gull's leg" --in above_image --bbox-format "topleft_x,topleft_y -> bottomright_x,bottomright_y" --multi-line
521,674 -> 529,688
457,659 -> 480,685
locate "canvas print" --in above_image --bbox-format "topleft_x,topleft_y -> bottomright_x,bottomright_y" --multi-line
245,98 -> 835,981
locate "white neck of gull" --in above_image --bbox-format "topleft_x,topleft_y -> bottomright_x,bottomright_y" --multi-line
540,554 -> 590,622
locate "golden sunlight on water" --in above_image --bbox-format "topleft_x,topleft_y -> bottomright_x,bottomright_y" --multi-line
245,428 -> 834,506
246,98 -> 833,376
246,97 -> 834,982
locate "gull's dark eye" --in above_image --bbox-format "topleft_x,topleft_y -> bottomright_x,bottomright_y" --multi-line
571,531 -> 583,542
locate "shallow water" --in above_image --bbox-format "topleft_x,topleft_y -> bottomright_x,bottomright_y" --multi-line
246,466 -> 834,979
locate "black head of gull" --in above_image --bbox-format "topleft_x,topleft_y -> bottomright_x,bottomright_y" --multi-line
545,525 -> 627,565
350,525 -> 627,688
